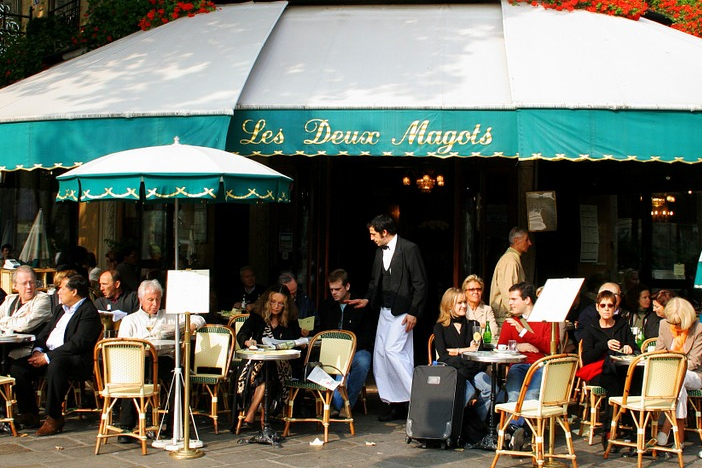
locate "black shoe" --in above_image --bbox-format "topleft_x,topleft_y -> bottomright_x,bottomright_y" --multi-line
240,421 -> 257,431
15,412 -> 40,428
118,435 -> 132,444
378,403 -> 407,422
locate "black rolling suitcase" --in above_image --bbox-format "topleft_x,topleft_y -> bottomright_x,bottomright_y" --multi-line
405,364 -> 465,448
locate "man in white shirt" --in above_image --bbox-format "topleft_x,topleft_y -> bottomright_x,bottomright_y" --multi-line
116,279 -> 205,442
10,274 -> 101,435
0,266 -> 52,362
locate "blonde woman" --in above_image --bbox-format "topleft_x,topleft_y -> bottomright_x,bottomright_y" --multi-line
462,274 -> 499,337
655,297 -> 702,446
433,288 -> 491,422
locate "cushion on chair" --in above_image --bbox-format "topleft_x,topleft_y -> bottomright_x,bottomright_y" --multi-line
609,395 -> 677,411
495,400 -> 568,419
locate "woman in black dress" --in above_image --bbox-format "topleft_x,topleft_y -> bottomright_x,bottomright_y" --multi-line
580,289 -> 640,449
235,283 -> 306,429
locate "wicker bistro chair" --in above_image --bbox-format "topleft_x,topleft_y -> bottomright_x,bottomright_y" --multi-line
190,324 -> 236,434
0,375 -> 17,436
604,351 -> 687,468
491,354 -> 580,468
686,388 -> 702,444
576,341 -> 608,445
94,338 -> 160,456
283,330 -> 356,443
640,338 -> 657,352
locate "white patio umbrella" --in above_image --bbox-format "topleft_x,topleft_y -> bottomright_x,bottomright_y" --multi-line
55,137 -> 292,453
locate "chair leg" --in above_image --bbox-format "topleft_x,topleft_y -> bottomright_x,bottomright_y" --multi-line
560,416 -> 579,468
669,412 -> 684,468
282,387 -> 299,438
322,391 -> 332,444
490,412 -> 507,468
360,384 -> 368,415
0,382 -> 17,437
603,402 -> 619,459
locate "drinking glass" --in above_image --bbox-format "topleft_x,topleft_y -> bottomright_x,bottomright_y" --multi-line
471,325 -> 482,343
508,340 -> 518,352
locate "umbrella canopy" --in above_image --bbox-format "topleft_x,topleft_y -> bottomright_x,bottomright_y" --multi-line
55,137 -> 292,203
18,209 -> 51,266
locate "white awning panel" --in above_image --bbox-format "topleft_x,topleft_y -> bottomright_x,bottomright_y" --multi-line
237,3 -> 513,109
0,1 -> 287,123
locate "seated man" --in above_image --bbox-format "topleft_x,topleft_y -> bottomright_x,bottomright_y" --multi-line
93,269 -> 140,314
10,274 -> 101,435
0,266 -> 52,364
315,269 -> 375,416
280,271 -> 317,323
497,282 -> 550,451
117,279 -> 205,442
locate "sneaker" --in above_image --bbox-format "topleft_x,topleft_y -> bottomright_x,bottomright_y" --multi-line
657,431 -> 669,446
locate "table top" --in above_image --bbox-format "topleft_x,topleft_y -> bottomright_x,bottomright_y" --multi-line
237,349 -> 301,361
0,333 -> 34,344
610,354 -> 643,366
463,350 -> 526,364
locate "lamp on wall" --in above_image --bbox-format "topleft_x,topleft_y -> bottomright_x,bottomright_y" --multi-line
402,172 -> 444,193
651,194 -> 675,222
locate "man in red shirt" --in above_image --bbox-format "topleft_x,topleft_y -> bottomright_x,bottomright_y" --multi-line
498,282 -> 550,450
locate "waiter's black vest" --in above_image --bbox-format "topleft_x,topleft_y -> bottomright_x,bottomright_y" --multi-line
380,264 -> 394,308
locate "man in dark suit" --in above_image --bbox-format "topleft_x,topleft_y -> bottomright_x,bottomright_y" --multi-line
348,214 -> 428,421
11,274 -> 101,435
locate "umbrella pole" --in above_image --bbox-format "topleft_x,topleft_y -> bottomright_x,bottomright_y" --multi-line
175,198 -> 179,271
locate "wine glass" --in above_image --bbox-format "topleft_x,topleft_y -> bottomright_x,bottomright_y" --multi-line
146,316 -> 157,339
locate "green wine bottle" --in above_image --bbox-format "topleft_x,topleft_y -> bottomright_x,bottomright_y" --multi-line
483,322 -> 492,344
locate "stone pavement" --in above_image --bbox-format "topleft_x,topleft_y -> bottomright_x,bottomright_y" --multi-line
1,390 -> 701,468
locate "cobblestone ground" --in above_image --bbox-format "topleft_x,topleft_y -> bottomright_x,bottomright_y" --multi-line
1,390 -> 700,468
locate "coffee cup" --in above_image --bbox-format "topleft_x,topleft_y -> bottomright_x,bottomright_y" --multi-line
497,344 -> 507,351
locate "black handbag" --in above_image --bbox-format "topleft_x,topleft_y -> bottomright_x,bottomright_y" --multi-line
303,361 -> 323,382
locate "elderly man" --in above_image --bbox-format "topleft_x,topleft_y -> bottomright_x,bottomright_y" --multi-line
232,266 -> 265,312
10,274 -> 101,435
0,266 -> 52,362
490,227 -> 532,322
279,271 -> 316,320
93,269 -> 140,314
117,279 -> 205,442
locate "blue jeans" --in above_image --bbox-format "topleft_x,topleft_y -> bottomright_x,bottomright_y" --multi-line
505,363 -> 543,427
333,349 -> 372,411
465,371 -> 492,422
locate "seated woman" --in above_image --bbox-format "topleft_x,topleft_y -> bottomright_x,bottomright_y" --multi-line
649,289 -> 675,339
461,274 -> 499,338
654,297 -> 702,446
433,288 -> 491,422
580,290 -> 640,449
235,283 -> 307,429
623,283 -> 656,341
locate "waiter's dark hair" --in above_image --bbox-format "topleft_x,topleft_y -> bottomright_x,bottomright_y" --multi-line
509,282 -> 536,304
64,274 -> 90,298
367,214 -> 396,235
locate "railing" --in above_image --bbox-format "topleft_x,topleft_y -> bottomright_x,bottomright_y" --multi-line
50,0 -> 80,30
0,2 -> 29,53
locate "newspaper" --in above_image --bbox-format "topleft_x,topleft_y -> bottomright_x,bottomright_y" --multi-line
260,336 -> 309,350
307,365 -> 340,391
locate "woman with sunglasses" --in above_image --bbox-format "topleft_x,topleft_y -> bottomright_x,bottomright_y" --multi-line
654,297 -> 702,446
580,289 -> 640,449
461,275 -> 499,338
235,283 -> 306,430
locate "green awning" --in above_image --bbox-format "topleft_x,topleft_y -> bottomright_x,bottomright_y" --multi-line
227,109 -> 702,163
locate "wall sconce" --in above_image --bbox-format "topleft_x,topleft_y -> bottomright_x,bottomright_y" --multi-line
651,194 -> 675,222
403,172 -> 444,193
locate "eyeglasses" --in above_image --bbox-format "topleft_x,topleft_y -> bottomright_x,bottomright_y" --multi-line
598,303 -> 615,309
465,288 -> 483,293
269,300 -> 285,308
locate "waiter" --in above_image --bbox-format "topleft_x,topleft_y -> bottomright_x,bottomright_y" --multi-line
347,214 -> 427,422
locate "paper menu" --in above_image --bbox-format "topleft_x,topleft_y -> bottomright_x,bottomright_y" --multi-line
298,316 -> 315,332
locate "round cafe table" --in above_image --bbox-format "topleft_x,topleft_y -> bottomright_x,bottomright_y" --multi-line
0,333 -> 34,374
463,350 -> 526,450
236,348 -> 301,448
